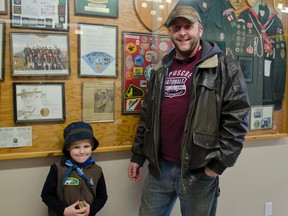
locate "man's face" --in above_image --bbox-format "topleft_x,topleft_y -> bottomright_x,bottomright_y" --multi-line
169,17 -> 203,59
21,93 -> 38,108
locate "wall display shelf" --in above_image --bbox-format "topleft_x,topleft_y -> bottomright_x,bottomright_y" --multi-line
0,0 -> 287,160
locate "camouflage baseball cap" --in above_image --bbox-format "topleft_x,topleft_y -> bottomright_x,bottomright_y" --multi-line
168,5 -> 201,27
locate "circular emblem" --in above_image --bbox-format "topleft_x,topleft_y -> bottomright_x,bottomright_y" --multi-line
134,54 -> 145,66
159,42 -> 168,51
40,107 -> 50,117
145,51 -> 157,63
126,42 -> 137,54
144,64 -> 156,81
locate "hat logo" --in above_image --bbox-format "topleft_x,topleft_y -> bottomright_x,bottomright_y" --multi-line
133,0 -> 177,31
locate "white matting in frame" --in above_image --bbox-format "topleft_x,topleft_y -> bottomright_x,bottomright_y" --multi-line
83,81 -> 115,122
250,105 -> 274,130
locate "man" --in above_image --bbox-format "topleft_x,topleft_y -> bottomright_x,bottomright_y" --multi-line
128,5 -> 250,216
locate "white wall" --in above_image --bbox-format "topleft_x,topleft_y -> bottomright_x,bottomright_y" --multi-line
1,138 -> 288,216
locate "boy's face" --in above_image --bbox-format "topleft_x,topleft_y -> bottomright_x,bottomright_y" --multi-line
66,138 -> 93,163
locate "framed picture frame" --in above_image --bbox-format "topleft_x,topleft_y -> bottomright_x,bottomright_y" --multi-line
10,32 -> 70,77
122,31 -> 174,114
250,105 -> 274,130
0,0 -> 8,14
83,81 -> 115,123
10,0 -> 69,31
237,56 -> 253,83
74,0 -> 118,18
78,23 -> 118,77
0,21 -> 5,81
13,82 -> 66,123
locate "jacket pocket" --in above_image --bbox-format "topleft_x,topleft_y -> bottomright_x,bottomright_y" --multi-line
189,132 -> 220,169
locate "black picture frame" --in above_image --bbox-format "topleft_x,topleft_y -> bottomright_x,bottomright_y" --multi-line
78,23 -> 118,78
10,32 -> 70,77
10,0 -> 69,31
13,82 -> 66,123
237,56 -> 253,83
74,0 -> 118,18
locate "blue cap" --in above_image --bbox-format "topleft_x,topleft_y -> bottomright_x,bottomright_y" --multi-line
62,121 -> 99,155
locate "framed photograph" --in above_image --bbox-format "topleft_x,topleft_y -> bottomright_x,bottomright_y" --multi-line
10,0 -> 69,31
0,0 -> 7,14
10,32 -> 70,76
83,81 -> 115,122
250,105 -> 274,130
0,21 -> 5,81
237,56 -> 253,83
78,23 -> 118,77
122,31 -> 174,114
74,0 -> 118,18
13,82 -> 66,123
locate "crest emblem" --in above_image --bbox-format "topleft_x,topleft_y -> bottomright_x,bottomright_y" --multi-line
229,0 -> 244,10
246,0 -> 258,7
133,0 -> 177,32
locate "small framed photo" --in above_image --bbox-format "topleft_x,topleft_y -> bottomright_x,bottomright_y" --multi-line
250,105 -> 274,130
83,81 -> 115,123
0,0 -> 7,14
78,23 -> 118,77
237,56 -> 253,83
0,21 -> 5,81
74,0 -> 118,18
10,32 -> 70,76
13,82 -> 66,123
10,0 -> 69,31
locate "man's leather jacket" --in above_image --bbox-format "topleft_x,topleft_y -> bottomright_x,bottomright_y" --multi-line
131,40 -> 250,186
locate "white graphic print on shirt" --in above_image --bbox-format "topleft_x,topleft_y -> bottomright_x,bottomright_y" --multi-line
165,69 -> 192,98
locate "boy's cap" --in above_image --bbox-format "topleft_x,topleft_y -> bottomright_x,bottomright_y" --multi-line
168,5 -> 201,27
62,121 -> 99,155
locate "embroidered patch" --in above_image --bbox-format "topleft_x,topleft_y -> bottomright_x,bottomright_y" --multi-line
64,177 -> 79,185
82,51 -> 114,74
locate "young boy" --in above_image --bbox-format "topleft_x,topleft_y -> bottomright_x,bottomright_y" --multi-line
41,121 -> 108,216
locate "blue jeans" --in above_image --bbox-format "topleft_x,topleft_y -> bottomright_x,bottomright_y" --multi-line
139,158 -> 220,216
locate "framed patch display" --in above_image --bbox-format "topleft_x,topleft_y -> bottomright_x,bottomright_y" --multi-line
122,31 -> 174,114
10,0 -> 69,31
78,23 -> 118,77
250,105 -> 274,130
13,82 -> 66,123
10,32 -> 70,76
74,0 -> 118,18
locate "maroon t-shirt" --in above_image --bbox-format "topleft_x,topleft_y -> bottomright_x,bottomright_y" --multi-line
160,50 -> 202,162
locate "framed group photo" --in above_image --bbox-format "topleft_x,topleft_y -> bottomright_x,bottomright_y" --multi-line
10,0 -> 69,31
78,23 -> 118,77
74,0 -> 118,18
13,82 -> 66,123
10,32 -> 70,76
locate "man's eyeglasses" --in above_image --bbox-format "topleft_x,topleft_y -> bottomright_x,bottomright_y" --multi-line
170,23 -> 197,32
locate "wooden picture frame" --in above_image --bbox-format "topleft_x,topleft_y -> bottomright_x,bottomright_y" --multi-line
74,0 -> 118,18
13,82 -> 66,123
78,23 -> 118,77
0,0 -> 8,14
10,0 -> 69,31
10,32 -> 70,76
0,21 -> 5,81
